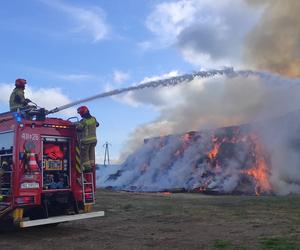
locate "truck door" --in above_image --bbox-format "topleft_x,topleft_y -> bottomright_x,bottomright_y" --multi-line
0,131 -> 14,204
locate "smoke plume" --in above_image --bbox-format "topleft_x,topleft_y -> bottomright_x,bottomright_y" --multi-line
117,0 -> 300,159
101,110 -> 300,195
107,0 -> 300,195
245,0 -> 300,77
118,73 -> 300,162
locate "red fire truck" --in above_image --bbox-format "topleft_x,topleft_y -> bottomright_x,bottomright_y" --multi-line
0,108 -> 104,229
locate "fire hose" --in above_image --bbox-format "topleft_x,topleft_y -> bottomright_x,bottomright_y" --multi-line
46,67 -> 299,115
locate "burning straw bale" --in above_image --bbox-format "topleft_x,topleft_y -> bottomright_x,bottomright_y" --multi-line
102,111 -> 300,196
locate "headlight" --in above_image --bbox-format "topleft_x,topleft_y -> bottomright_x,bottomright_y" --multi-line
20,182 -> 40,189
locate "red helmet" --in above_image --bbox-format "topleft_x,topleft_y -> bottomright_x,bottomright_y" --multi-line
15,78 -> 27,87
77,106 -> 89,116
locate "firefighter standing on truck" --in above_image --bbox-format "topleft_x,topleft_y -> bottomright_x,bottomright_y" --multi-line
76,106 -> 99,172
9,78 -> 32,112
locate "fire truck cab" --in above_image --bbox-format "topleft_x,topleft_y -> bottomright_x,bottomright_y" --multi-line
0,109 -> 104,229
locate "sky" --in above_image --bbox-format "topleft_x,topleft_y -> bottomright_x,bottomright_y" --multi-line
0,0 -> 264,163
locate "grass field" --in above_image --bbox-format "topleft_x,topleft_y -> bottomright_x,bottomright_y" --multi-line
1,190 -> 300,249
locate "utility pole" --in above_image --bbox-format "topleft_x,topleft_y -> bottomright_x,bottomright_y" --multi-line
103,142 -> 111,166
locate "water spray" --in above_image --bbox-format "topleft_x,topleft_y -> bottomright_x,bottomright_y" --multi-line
47,68 -> 300,115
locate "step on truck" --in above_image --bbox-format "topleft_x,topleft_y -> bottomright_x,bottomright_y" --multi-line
0,107 -> 104,229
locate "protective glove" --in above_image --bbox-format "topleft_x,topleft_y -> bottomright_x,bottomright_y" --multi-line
25,98 -> 32,104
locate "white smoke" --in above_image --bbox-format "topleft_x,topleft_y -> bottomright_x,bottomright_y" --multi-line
101,110 -> 300,195
259,115 -> 300,195
118,72 -> 300,160
103,0 -> 300,195
100,126 -> 256,193
104,71 -> 300,195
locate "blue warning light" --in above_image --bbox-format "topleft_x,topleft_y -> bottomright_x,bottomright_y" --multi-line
13,112 -> 22,123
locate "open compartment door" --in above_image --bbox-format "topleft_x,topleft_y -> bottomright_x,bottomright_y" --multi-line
42,137 -> 71,190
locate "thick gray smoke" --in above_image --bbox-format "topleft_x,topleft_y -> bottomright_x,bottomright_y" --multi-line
119,73 -> 300,161
100,110 -> 300,195
260,113 -> 300,195
97,0 -> 300,195
245,0 -> 300,77
109,71 -> 300,195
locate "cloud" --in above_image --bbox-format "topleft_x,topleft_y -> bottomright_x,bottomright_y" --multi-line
113,70 -> 130,84
0,83 -> 75,116
144,0 -> 261,68
146,0 -> 196,46
0,84 -> 13,104
40,0 -> 109,42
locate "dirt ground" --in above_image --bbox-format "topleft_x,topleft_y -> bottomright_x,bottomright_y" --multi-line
1,190 -> 300,249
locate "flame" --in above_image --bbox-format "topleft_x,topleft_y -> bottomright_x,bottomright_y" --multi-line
204,131 -> 272,195
242,134 -> 272,195
208,143 -> 221,160
146,127 -> 272,195
207,135 -> 221,160
194,176 -> 213,193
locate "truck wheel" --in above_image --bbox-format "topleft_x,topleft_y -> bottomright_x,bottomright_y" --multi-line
0,218 -> 17,232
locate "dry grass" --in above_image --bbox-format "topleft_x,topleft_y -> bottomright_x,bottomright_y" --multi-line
1,190 -> 300,249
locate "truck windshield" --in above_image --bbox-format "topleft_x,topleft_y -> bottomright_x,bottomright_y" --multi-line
0,131 -> 14,151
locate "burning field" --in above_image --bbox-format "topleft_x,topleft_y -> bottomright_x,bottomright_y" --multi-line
93,0 -> 300,198
101,111 -> 300,196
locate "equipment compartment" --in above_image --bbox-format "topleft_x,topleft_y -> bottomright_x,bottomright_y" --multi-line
42,137 -> 71,190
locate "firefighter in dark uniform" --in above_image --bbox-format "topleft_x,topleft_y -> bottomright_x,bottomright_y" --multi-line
9,78 -> 32,112
76,106 -> 99,172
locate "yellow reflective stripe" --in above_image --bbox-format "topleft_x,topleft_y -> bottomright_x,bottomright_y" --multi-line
11,104 -> 21,109
10,103 -> 23,110
85,118 -> 96,126
13,208 -> 24,222
81,137 -> 97,143
76,165 -> 81,173
82,161 -> 90,167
